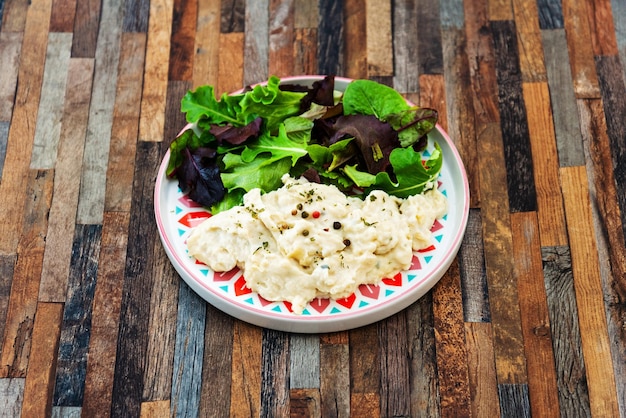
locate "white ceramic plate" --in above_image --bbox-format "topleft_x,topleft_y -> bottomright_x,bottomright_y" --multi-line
154,76 -> 470,333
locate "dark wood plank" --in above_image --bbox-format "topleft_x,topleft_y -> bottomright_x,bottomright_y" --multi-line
293,27 -> 318,75
228,321 -> 262,416
319,340 -> 350,417
585,0 -> 619,56
378,312 -> 410,417
392,0 -> 419,93
464,322 -> 501,418
317,0 -> 344,76
344,0 -> 366,79
168,0 -> 197,82
71,0 -> 101,58
170,281 -> 206,414
0,255 -> 16,351
49,0 -> 77,32
220,0 -> 245,33
122,0 -> 149,32
492,20 -> 537,213
458,209 -> 490,323
0,0 -> 28,32
290,388 -> 321,418
52,224 -> 101,407
497,384 -> 531,418
536,0 -> 564,29
260,329 -> 290,418
417,0 -> 443,75
349,324 -> 380,417
163,81 -> 191,146
243,0 -> 268,85
541,246 -> 592,416
110,140 -> 161,418
0,121 -> 7,181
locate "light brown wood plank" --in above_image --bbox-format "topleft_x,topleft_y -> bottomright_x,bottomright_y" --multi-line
269,0 -> 294,77
365,0 -> 393,77
138,0 -> 173,142
293,28 -> 317,75
105,32 -> 146,212
229,321 -> 262,417
511,212 -> 560,417
419,74 -> 448,133
344,0 -> 367,80
585,0 -> 619,56
1,0 -> 29,32
20,302 -> 63,418
192,0 -> 220,89
140,400 -> 171,418
0,170 -> 53,378
168,0 -> 198,82
81,211 -> 129,417
0,32 -> 22,121
30,32 -> 72,169
522,82 -> 568,246
49,0 -> 77,32
290,388 -> 322,418
512,0 -> 547,82
217,32 -> 244,96
560,165 -> 620,417
39,58 -> 94,302
465,322 -> 501,418
561,0 -> 600,98
0,0 -> 52,255
489,0 -> 513,20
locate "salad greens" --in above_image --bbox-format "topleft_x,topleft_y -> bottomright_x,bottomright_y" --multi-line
167,75 -> 441,213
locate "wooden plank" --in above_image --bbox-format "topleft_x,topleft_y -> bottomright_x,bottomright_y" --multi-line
492,20 -> 537,213
0,32 -> 22,121
457,209 -> 490,322
378,313 -> 410,417
317,0 -> 344,76
81,211 -> 129,417
510,212 -> 560,417
0,378 -> 24,417
294,0 -> 317,28
168,0 -> 197,82
293,28 -> 318,76
0,169 -> 53,378
0,0 -> 52,254
0,254 -> 17,347
138,0 -> 173,142
522,82 -> 568,246
217,32 -> 244,96
536,0 -> 564,29
140,400 -> 171,418
198,304 -> 234,417
0,121 -> 7,179
30,32 -> 72,169
104,32 -> 146,212
319,340 -> 350,417
170,282 -> 206,415
561,0 -> 600,98
71,0 -> 101,58
489,0 -> 513,20
228,321 -> 262,417
512,0 -> 547,82
243,0 -> 268,85
417,0 -> 443,75
75,0 -> 124,225
585,0 -> 619,56
464,322 -> 500,418
21,302 -> 63,418
39,58 -> 94,302
497,384 -> 531,417
419,74 -> 448,132
260,329 -> 290,417
0,0 -> 28,32
541,29 -> 585,167
49,0 -> 77,32
349,324 -> 379,417
122,0 -> 150,32
269,0 -> 294,77
392,0 -> 419,93
289,333 -> 320,389
163,80 -> 191,145
541,245 -> 591,415
192,0 -> 220,89
440,0 -> 464,30
110,141 -> 161,418
290,388 -> 321,418
52,224 -> 101,407
220,0 -> 245,33
365,0 -> 392,77
433,260 -> 472,417
560,165 -> 620,417
344,0 -> 366,80
51,406 -> 82,417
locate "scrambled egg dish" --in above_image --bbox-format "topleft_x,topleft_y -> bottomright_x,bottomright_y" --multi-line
187,175 -> 447,314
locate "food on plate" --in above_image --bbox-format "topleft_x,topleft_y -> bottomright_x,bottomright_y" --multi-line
187,175 -> 447,314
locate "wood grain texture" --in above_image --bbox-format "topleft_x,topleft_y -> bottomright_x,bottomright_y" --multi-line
497,384 -> 531,418
510,212 -> 559,417
293,27 -> 318,75
243,0 -> 268,85
0,31 -> 22,121
168,0 -> 197,82
260,329 -> 290,418
365,0 -> 392,77
140,400 -> 170,418
464,322 -> 500,418
220,0 -> 245,33
537,0 -> 563,29
417,0 -> 444,75
269,0 -> 294,77
0,121 -> 7,179
229,321 -> 262,417
378,312 -> 411,417
585,0 -> 619,56
391,0 -> 418,93
343,0 -> 366,79
319,340 -> 350,417
488,0 -> 513,20
294,0 -> 317,28
419,74 -> 448,132
348,324 -> 379,417
217,32 -> 244,95
290,388 -> 321,418
317,0 -> 344,76
560,165 -> 620,417
71,0 -> 100,57
49,0 -> 77,32
192,0 -> 220,89
122,0 -> 149,32
0,254 -> 16,350
290,333 -> 320,389
1,0 -> 28,32
0,378 -> 24,417
512,0 -> 546,82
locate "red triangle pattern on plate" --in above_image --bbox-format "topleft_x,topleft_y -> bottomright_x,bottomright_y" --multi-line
234,275 -> 252,296
309,298 -> 331,313
178,194 -> 205,208
382,272 -> 403,286
178,211 -> 211,228
336,293 -> 356,309
213,268 -> 240,282
358,284 -> 380,299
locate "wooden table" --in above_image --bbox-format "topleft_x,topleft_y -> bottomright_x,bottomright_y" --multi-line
1,0 -> 625,416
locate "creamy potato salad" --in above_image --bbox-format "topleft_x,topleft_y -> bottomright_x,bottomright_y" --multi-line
187,175 -> 447,314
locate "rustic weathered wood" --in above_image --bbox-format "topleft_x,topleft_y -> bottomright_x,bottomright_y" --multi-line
433,260 -> 472,417
0,0 -> 51,255
364,0 -> 392,77
343,0 -> 366,79
541,245 -> 592,416
217,32 -> 244,95
168,0 -> 197,82
561,0 -> 600,98
319,340 -> 350,417
260,329 -> 290,418
49,0 -> 77,32
419,74 -> 448,133
75,0 -> 123,225
391,0 -> 418,93
1,0 -> 28,31
512,0 -> 547,82
497,384 -> 531,418
170,281 -> 206,415
488,0 -> 512,20
294,0 -> 317,28
378,312 -> 411,417
30,32 -> 72,169
293,27 -> 318,75
220,0 -> 245,33
269,0 -> 294,77
585,0 -> 619,56
510,212 -> 560,417
39,58 -> 94,302
0,378 -> 24,417
522,82 -> 568,246
0,32 -> 22,122
138,0 -> 173,142
348,324 -> 380,417
140,400 -> 171,418
0,254 -> 17,349
417,0 -> 444,75
289,333 -> 320,389
0,170 -> 52,378
464,322 -> 500,418
71,0 -> 100,58
163,80 -> 191,145
243,0 -> 269,85
290,388 -> 322,418
21,302 -> 63,418
317,0 -> 344,76
122,0 -> 149,32
192,0 -> 220,88
560,166 -> 621,417
536,0 -> 563,29
229,320 -> 262,417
